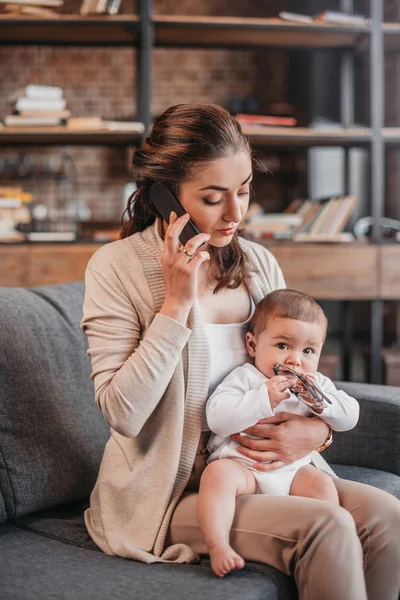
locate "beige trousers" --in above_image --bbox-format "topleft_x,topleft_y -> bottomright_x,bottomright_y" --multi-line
169,452 -> 400,600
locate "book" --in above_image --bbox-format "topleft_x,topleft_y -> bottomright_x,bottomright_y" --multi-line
15,97 -> 67,112
325,196 -> 358,234
279,11 -> 313,24
3,4 -> 60,17
314,11 -> 368,26
95,0 -> 108,13
80,0 -> 97,15
284,198 -> 304,213
67,117 -> 104,130
293,232 -> 355,243
291,195 -> 358,240
8,85 -> 63,102
27,231 -> 76,242
4,114 -> 64,127
0,0 -> 63,6
236,113 -> 297,128
106,0 -> 121,15
278,10 -> 368,27
18,109 -> 71,119
103,120 -> 145,133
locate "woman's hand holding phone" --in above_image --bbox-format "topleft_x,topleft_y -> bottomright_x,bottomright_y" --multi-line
159,211 -> 211,324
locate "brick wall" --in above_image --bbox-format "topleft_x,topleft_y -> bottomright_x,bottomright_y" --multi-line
2,1 -> 397,224
0,0 -> 287,223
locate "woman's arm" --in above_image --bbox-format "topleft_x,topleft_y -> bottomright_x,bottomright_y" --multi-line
230,412 -> 330,471
82,212 -> 211,439
82,266 -> 191,439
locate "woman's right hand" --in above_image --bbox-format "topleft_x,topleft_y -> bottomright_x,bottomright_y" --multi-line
160,212 -> 211,324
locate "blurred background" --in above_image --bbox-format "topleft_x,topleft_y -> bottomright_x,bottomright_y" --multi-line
1,0 -> 400,385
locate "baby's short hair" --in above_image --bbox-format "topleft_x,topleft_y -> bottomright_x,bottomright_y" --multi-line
250,289 -> 328,339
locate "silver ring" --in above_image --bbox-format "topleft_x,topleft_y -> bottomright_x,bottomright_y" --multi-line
183,249 -> 193,259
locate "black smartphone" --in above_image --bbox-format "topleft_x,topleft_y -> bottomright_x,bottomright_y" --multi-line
149,182 -> 201,246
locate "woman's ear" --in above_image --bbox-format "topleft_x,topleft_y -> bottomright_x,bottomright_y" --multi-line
246,331 -> 256,357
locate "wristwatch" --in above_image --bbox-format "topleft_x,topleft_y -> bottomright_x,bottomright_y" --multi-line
316,427 -> 333,452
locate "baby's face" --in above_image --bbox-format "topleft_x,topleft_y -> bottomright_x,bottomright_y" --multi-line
246,317 -> 325,379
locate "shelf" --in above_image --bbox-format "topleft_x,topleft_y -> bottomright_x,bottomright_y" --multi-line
154,15 -> 369,49
243,126 -> 371,147
0,14 -> 140,46
383,22 -> 400,52
0,125 -> 371,148
0,127 -> 143,146
2,242 -> 398,301
3,15 -> 400,52
0,242 -> 381,299
382,127 -> 400,145
267,242 -> 378,300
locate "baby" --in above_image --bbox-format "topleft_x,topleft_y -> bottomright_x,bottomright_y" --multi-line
197,289 -> 359,577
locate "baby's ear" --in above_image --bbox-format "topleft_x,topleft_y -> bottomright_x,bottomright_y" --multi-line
246,331 -> 256,357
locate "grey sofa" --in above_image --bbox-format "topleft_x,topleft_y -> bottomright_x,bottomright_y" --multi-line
0,281 -> 399,600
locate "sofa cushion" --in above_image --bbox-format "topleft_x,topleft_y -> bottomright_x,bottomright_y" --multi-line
11,465 -> 399,554
0,525 -> 296,600
332,465 -> 400,499
0,282 -> 109,518
325,381 -> 400,477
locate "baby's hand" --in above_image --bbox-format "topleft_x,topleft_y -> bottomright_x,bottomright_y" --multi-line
304,372 -> 317,384
266,375 -> 291,409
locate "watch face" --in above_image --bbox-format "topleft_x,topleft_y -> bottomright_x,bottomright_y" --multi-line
272,363 -> 332,411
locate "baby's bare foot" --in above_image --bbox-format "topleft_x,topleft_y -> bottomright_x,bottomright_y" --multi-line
208,543 -> 245,577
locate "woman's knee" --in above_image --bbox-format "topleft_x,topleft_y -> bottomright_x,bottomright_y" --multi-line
313,502 -> 358,539
337,480 -> 400,532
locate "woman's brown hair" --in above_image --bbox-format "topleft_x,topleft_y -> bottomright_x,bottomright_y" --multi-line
121,103 -> 252,293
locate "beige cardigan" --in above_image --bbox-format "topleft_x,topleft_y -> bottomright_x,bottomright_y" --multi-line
81,218 -> 334,564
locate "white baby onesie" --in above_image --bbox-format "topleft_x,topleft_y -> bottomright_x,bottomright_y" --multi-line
206,363 -> 360,496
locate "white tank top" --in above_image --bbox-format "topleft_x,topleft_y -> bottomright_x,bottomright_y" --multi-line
203,298 -> 256,430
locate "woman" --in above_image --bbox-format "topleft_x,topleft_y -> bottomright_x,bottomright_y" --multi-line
81,103 -> 400,600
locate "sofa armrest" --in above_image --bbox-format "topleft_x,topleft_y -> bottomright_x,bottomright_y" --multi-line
323,381 -> 400,476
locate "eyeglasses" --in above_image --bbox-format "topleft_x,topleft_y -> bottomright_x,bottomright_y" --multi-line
272,363 -> 332,411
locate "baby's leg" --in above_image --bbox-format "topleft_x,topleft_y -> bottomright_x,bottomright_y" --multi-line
290,464 -> 339,504
197,458 -> 257,577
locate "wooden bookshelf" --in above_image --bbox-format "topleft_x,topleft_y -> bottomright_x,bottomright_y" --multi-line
243,126 -> 371,147
1,15 -> 399,52
154,15 -> 369,49
0,127 -> 143,146
0,14 -> 140,46
378,245 -> 400,299
266,242 -> 378,300
3,241 -> 400,302
0,242 -> 382,299
0,126 -> 371,148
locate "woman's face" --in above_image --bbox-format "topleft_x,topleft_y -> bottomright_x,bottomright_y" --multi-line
178,151 -> 252,247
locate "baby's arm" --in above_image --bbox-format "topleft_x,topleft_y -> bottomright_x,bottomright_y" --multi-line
309,373 -> 360,431
206,366 -> 276,437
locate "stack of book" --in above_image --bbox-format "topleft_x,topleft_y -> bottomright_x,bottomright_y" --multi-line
4,85 -> 70,128
244,204 -> 302,240
0,0 -> 63,18
0,187 -> 32,243
80,0 -> 121,15
236,113 -> 297,129
289,196 -> 358,242
244,195 -> 358,242
278,10 -> 369,26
